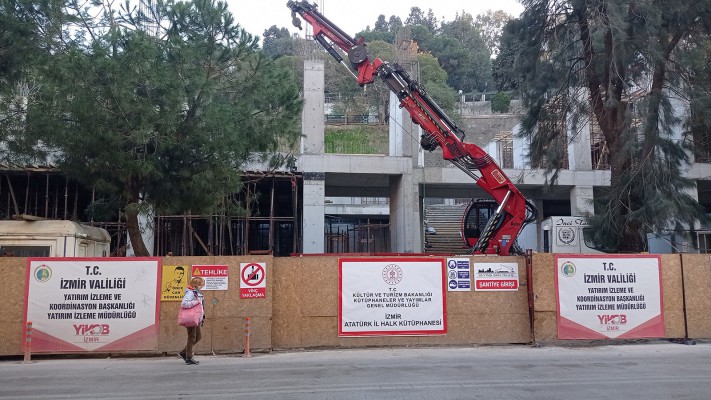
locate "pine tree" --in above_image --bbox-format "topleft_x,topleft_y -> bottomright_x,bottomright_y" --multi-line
20,0 -> 302,255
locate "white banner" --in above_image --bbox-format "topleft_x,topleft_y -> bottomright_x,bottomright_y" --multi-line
240,262 -> 267,299
25,258 -> 161,352
192,264 -> 229,290
339,258 -> 446,336
555,255 -> 664,339
473,262 -> 519,291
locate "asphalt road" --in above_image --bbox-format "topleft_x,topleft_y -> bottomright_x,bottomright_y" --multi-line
1,342 -> 710,399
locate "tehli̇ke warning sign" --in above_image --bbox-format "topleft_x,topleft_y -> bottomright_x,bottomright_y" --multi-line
191,265 -> 229,290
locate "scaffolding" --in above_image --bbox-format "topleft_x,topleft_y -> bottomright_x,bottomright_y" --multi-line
0,167 -> 91,221
534,94 -> 570,169
325,219 -> 390,253
0,167 -> 302,257
150,173 -> 301,257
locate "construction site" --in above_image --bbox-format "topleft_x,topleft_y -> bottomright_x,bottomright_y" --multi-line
0,167 -> 303,257
6,28 -> 711,257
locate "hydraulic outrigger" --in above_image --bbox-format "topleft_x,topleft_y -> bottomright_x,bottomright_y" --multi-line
287,1 -> 537,255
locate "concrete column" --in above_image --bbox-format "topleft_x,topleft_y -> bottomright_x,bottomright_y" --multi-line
684,183 -> 701,230
389,95 -> 419,162
300,60 -> 326,253
512,125 -> 528,169
389,174 -> 421,252
389,91 -> 421,163
570,185 -> 594,216
302,172 -> 325,253
389,92 -> 404,157
567,94 -> 593,170
301,60 -> 325,155
533,198 -> 545,251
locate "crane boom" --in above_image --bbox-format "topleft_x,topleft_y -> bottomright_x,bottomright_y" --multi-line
287,1 -> 536,255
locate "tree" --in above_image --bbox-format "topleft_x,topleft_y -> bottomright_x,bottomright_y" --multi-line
0,0 -> 69,162
405,7 -> 438,33
388,16 -> 403,36
320,48 -> 362,116
407,24 -> 434,49
22,0 -> 302,256
434,12 -> 491,92
473,10 -> 512,57
490,91 -> 511,113
681,36 -> 711,165
374,15 -> 388,33
356,15 -> 402,44
417,53 -> 457,113
363,40 -> 396,123
515,0 -> 711,252
355,26 -> 391,43
0,0 -> 38,83
262,25 -> 294,58
491,18 -> 523,92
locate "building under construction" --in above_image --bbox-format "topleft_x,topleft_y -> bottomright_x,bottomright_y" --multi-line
0,166 -> 304,257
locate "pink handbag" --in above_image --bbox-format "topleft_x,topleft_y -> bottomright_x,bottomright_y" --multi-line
177,302 -> 203,327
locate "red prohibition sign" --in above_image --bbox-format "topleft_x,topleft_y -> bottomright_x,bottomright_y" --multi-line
241,263 -> 265,286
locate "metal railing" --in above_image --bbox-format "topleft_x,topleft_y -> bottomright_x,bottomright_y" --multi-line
324,114 -> 376,125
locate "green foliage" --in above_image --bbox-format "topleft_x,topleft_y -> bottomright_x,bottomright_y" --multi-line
408,24 -> 433,46
0,0 -> 69,163
387,16 -> 404,37
412,12 -> 491,92
417,53 -> 457,113
356,15 -> 403,44
319,35 -> 456,124
0,0 -> 38,82
261,25 -> 294,58
492,18 -> 523,92
474,10 -> 512,57
515,0 -> 711,251
307,7 -> 508,121
274,55 -> 304,89
405,7 -> 438,33
84,196 -> 122,222
363,40 -> 396,123
6,0 -> 302,253
355,28 -> 391,44
324,125 -> 388,154
490,91 -> 511,113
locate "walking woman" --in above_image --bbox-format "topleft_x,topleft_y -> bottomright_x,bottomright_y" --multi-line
179,276 -> 205,365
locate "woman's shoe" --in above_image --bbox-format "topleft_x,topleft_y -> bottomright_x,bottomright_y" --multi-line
185,357 -> 199,365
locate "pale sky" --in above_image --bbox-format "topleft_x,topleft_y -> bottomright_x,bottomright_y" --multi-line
224,0 -> 524,39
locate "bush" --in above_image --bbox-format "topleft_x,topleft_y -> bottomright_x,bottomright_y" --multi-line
491,91 -> 511,113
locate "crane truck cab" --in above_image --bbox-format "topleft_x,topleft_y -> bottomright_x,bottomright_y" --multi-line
541,216 -> 605,254
0,220 -> 110,257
